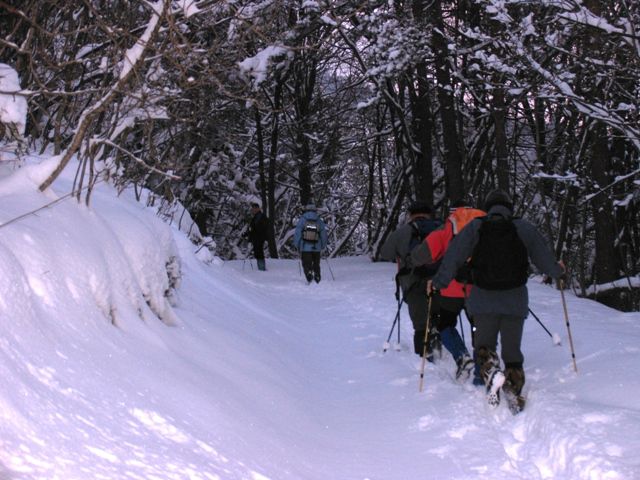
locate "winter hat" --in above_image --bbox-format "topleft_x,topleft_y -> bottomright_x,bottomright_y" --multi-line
304,203 -> 317,212
483,189 -> 513,211
408,200 -> 433,215
451,196 -> 473,209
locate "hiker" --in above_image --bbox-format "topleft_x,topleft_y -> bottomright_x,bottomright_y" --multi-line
248,202 -> 269,271
427,189 -> 564,411
411,199 -> 485,381
294,204 -> 328,283
380,201 -> 442,359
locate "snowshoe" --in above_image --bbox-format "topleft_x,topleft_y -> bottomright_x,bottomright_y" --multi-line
477,347 -> 504,408
485,368 -> 505,408
455,354 -> 474,382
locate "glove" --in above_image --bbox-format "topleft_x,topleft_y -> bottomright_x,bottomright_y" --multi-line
426,280 -> 439,297
558,260 -> 567,282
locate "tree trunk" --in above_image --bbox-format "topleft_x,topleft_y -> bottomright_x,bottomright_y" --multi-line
293,54 -> 317,206
492,85 -> 509,192
429,0 -> 464,202
582,0 -> 623,308
267,80 -> 283,258
590,123 -> 621,286
407,64 -> 434,204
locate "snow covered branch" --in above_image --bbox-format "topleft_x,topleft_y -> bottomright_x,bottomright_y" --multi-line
37,0 -> 170,192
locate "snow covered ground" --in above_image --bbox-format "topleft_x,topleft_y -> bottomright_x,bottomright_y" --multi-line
1,160 -> 640,480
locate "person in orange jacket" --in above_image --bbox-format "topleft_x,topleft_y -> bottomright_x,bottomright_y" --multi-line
411,200 -> 485,381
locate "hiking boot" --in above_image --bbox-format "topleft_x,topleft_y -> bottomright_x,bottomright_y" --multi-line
502,365 -> 526,413
455,354 -> 474,382
503,365 -> 525,397
314,272 -> 321,283
305,272 -> 313,284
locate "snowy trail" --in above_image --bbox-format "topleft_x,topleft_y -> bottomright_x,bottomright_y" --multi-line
217,257 -> 640,479
2,162 -> 638,480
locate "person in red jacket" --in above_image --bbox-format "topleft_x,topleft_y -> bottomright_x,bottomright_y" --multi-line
411,200 -> 485,381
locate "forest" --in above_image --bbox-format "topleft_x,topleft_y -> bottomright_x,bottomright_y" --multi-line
0,0 -> 638,310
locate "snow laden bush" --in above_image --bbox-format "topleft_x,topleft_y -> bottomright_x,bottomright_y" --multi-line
0,160 -> 182,330
97,188 -> 183,326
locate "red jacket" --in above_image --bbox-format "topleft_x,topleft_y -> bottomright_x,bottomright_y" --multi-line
424,220 -> 470,298
412,207 -> 486,297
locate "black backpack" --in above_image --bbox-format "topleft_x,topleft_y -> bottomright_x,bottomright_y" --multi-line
405,218 -> 442,278
302,217 -> 320,243
470,215 -> 529,290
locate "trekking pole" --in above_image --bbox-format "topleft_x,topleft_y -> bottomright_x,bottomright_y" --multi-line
559,279 -> 578,373
418,294 -> 434,392
383,296 -> 403,353
324,256 -> 335,281
383,262 -> 403,352
528,308 -> 562,346
397,300 -> 401,347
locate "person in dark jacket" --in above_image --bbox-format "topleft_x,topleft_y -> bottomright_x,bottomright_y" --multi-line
428,189 -> 564,407
294,204 -> 328,283
380,201 -> 442,358
248,203 -> 269,271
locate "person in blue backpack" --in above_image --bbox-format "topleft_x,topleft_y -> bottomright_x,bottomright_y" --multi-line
380,201 -> 442,358
294,204 -> 328,283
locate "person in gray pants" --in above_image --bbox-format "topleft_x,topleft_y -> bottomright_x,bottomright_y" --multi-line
428,189 -> 564,406
380,201 -> 442,358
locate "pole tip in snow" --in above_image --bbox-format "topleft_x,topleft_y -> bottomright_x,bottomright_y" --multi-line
382,341 -> 391,352
394,343 -> 402,351
552,333 -> 562,346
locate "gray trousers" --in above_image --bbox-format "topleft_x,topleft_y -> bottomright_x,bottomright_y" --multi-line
473,313 -> 525,366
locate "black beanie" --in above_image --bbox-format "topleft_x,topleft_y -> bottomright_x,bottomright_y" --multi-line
484,189 -> 513,211
408,201 -> 433,215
